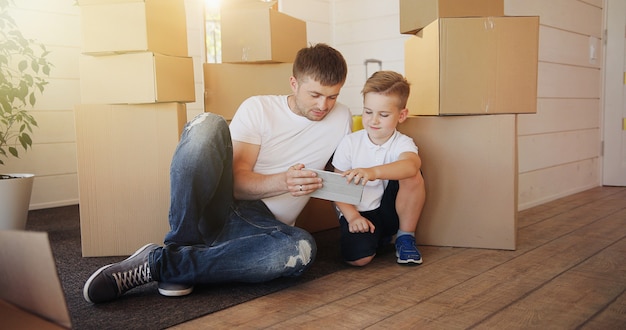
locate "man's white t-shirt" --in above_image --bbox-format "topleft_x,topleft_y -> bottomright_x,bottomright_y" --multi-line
229,95 -> 352,226
332,129 -> 418,212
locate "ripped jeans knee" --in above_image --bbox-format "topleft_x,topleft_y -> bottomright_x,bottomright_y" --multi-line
282,234 -> 317,277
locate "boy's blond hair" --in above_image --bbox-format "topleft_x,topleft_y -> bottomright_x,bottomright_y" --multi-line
361,71 -> 410,109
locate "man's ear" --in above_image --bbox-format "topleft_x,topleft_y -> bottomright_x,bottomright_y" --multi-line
398,108 -> 409,123
289,76 -> 298,93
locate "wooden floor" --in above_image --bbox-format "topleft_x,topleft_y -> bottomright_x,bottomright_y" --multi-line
170,186 -> 626,329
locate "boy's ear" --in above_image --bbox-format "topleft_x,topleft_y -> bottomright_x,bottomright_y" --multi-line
398,108 -> 409,123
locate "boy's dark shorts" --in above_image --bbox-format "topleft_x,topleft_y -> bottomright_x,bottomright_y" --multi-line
339,180 -> 400,262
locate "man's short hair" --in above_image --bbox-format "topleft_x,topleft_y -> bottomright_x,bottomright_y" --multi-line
293,43 -> 347,86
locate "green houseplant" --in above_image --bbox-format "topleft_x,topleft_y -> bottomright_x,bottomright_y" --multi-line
0,0 -> 52,229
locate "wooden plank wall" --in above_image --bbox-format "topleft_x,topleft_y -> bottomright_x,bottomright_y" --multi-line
280,0 -> 333,45
331,0 -> 409,113
505,0 -> 604,209
328,0 -> 605,211
209,0 -> 605,213
5,0 -> 606,213
3,0 -> 205,210
2,0 -> 81,209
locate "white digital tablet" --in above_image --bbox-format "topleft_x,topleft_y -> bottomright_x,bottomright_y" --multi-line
304,168 -> 364,205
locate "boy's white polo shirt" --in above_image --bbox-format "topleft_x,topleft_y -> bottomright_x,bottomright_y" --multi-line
332,129 -> 418,212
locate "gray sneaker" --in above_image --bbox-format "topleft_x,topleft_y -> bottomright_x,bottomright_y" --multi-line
158,282 -> 194,297
83,243 -> 159,303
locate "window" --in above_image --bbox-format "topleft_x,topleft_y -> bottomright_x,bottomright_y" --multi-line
205,0 -> 221,63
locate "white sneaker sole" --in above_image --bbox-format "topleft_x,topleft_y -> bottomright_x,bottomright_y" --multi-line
395,252 -> 423,264
396,257 -> 423,264
158,285 -> 194,297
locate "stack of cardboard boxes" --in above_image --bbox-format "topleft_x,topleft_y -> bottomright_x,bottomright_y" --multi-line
397,0 -> 539,250
75,0 -> 193,256
203,1 -> 305,120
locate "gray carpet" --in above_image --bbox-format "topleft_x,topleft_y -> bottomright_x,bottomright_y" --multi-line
26,205 -> 353,329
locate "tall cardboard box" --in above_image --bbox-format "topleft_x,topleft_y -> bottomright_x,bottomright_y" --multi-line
398,115 -> 518,250
400,0 -> 504,34
405,16 -> 539,115
220,5 -> 307,63
80,52 -> 195,104
75,103 -> 186,257
79,0 -> 188,57
203,63 -> 293,119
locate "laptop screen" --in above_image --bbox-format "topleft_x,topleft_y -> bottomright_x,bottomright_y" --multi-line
0,230 -> 71,329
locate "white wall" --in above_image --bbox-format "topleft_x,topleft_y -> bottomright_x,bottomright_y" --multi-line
3,0 -> 81,209
283,0 -> 409,113
5,0 -> 606,213
332,0 -> 409,113
3,0 -> 205,210
297,0 -> 605,210
281,0 -> 332,45
506,0 -> 604,209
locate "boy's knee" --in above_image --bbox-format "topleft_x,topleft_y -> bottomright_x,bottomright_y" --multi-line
346,255 -> 374,267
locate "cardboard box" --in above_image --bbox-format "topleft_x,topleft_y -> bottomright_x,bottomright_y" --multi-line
295,198 -> 339,233
75,103 -> 187,256
79,0 -> 188,57
398,115 -> 518,250
220,5 -> 306,63
203,62 -> 293,119
405,16 -> 539,115
80,52 -> 195,104
400,0 -> 503,34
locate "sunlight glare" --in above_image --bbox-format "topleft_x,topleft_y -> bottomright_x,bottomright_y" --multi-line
205,0 -> 220,10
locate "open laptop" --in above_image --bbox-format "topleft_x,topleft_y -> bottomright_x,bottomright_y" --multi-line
0,230 -> 71,329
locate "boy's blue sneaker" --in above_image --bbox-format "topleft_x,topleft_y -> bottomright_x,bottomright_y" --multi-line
395,235 -> 423,265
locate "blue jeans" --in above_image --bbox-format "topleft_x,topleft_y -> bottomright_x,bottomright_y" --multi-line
150,113 -> 317,284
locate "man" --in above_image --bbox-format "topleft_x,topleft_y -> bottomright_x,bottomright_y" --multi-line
83,43 -> 352,303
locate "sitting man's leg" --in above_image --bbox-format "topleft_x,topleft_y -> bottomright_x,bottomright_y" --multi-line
84,112 -> 234,303
159,113 -> 235,296
156,200 -> 317,285
84,113 -> 317,303
83,205 -> 317,304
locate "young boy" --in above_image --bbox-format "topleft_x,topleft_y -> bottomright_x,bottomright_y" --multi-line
332,70 -> 425,266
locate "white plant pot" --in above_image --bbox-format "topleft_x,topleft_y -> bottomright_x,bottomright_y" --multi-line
0,173 -> 34,230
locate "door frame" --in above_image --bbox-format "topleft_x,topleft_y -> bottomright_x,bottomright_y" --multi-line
602,0 -> 626,186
